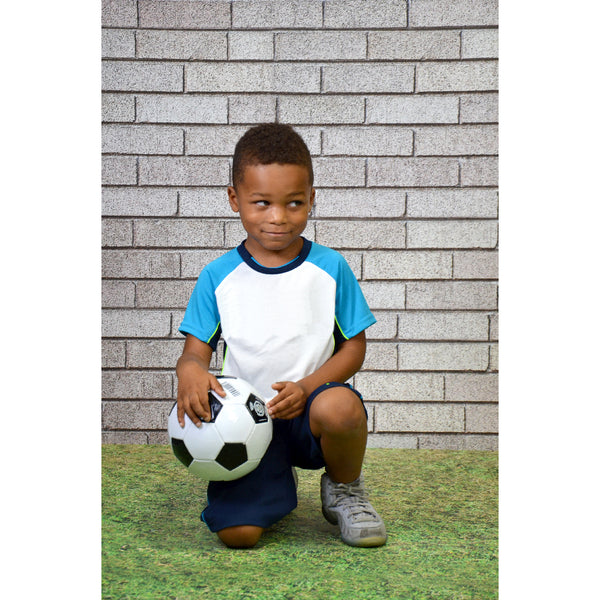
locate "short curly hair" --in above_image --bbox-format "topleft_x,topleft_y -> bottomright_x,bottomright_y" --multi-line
231,123 -> 314,189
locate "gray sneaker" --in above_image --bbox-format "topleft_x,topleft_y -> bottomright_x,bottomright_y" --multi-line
320,473 -> 387,547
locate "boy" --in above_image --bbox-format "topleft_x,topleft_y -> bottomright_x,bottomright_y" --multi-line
176,123 -> 387,549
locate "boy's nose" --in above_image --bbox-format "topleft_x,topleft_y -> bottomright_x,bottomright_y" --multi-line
269,206 -> 287,223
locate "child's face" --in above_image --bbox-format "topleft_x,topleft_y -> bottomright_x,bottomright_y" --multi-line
228,163 -> 315,265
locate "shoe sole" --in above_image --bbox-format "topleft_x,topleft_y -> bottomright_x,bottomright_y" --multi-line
344,535 -> 388,548
322,509 -> 387,548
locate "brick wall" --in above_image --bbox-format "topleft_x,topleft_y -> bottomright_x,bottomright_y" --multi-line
101,0 -> 498,450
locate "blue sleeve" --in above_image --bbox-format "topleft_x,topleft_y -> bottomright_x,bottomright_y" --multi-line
334,256 -> 376,340
179,267 -> 222,349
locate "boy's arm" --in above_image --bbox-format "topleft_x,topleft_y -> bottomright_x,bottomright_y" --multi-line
268,330 -> 367,420
176,334 -> 225,427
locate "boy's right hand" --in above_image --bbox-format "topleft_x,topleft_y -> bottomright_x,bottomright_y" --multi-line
176,363 -> 226,428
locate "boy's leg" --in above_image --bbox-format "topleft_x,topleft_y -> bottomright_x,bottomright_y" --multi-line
308,385 -> 367,483
202,422 -> 299,548
217,525 -> 264,549
308,384 -> 387,548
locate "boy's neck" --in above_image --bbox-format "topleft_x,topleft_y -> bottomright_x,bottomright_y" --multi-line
243,236 -> 305,268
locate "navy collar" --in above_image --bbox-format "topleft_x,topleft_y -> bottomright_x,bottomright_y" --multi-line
237,237 -> 312,274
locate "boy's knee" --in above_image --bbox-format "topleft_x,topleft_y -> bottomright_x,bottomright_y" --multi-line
310,388 -> 366,437
217,525 -> 263,549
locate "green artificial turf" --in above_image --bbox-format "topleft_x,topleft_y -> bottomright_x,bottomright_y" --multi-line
102,445 -> 497,600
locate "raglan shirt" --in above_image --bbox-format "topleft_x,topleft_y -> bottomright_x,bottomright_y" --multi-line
179,238 -> 376,402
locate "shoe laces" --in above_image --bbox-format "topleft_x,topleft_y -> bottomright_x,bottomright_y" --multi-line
328,478 -> 379,523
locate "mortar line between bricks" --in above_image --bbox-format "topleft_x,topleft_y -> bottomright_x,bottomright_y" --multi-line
103,90 -> 498,98
372,404 -> 377,434
104,334 -> 496,345
104,152 -> 498,159
102,309 -> 497,316
103,123 -> 498,131
102,250 -> 498,258
113,25 -> 498,33
101,184 -> 498,192
377,340 -> 494,347
104,313 -> 498,323
102,58 -> 498,68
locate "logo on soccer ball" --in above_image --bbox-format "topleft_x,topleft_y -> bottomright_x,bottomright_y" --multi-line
246,394 -> 269,423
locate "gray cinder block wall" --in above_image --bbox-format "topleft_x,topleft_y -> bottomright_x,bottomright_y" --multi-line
101,0 -> 499,450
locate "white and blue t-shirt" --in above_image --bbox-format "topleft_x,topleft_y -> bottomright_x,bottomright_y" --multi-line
179,238 -> 376,401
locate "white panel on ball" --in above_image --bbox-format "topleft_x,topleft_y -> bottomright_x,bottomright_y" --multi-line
216,404 -> 256,443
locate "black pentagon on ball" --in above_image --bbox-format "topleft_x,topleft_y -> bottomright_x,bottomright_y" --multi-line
171,438 -> 194,468
246,393 -> 269,423
208,392 -> 223,422
216,443 -> 248,471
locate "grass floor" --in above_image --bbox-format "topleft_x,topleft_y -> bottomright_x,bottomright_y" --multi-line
102,445 -> 497,600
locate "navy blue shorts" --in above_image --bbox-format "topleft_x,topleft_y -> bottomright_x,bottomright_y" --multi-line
200,382 -> 366,532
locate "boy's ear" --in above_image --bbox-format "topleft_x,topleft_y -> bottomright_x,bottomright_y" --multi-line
309,187 -> 316,213
227,186 -> 240,213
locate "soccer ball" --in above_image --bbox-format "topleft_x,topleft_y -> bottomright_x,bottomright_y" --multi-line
168,376 -> 272,481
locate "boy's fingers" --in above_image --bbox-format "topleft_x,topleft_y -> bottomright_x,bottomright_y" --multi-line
273,403 -> 301,420
184,393 -> 210,427
269,394 -> 297,417
177,402 -> 186,427
267,388 -> 288,413
267,398 -> 279,416
212,377 -> 227,397
197,396 -> 213,422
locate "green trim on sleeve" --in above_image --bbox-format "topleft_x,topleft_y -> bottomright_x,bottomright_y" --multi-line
334,315 -> 350,340
207,322 -> 221,346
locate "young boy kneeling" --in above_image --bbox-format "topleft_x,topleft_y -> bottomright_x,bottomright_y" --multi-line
176,123 -> 387,549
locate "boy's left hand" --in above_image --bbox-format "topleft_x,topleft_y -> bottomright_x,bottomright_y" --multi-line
268,381 -> 307,420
